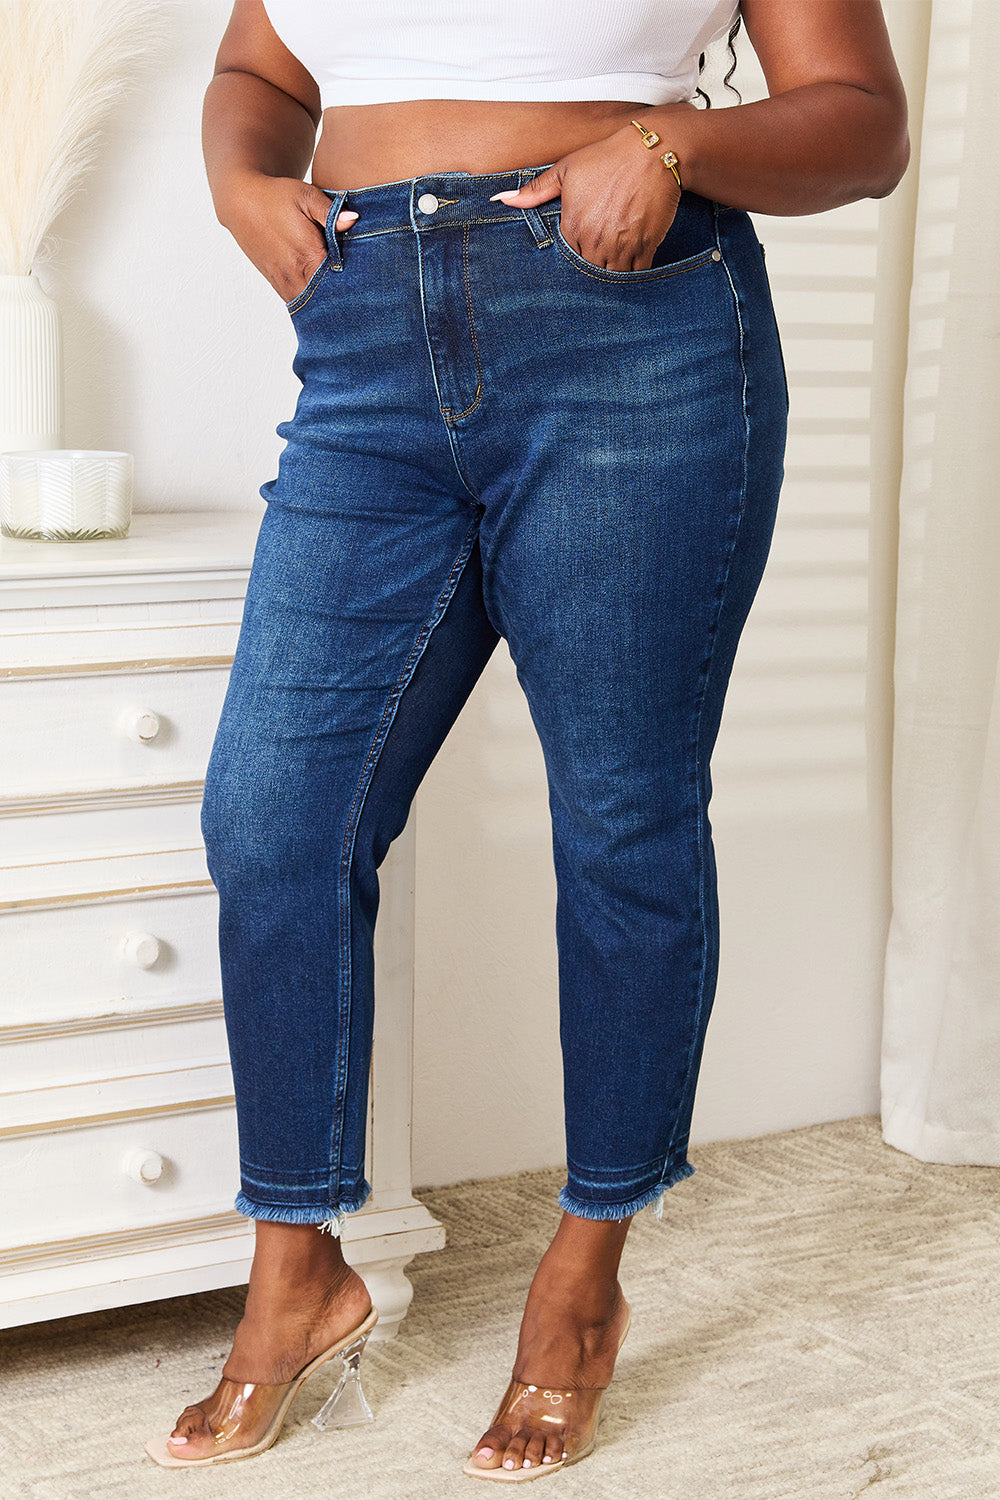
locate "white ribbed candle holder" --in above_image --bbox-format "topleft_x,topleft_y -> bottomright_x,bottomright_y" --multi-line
0,274 -> 63,456
0,450 -> 133,541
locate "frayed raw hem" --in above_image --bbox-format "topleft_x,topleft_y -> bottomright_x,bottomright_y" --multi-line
234,1182 -> 371,1237
558,1160 -> 695,1223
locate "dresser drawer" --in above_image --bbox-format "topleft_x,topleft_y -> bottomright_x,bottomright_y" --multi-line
1,666 -> 230,799
0,1103 -> 241,1250
1,1001 -> 229,1103
0,887 -> 221,1023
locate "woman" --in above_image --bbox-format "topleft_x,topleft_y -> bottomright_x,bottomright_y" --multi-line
145,0 -> 908,1478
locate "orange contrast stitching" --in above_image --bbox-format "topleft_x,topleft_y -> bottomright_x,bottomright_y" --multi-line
442,222 -> 485,422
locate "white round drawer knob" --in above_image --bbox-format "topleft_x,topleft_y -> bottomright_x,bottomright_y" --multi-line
121,931 -> 162,969
122,707 -> 161,743
122,1148 -> 163,1184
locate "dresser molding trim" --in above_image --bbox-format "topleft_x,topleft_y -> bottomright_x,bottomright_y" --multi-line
1,579 -> 252,612
2,877 -> 213,914
1,1207 -> 252,1269
1,781 -> 205,818
2,1092 -> 232,1134
2,655 -> 235,682
1,566 -> 253,601
0,563 -> 253,588
0,997 -> 223,1043
0,1200 -> 442,1270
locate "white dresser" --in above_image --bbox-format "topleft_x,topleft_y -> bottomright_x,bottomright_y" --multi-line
0,510 -> 442,1335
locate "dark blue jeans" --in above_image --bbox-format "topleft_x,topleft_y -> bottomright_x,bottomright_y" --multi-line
201,165 -> 787,1230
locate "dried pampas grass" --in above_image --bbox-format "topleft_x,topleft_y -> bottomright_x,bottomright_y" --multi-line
0,0 -> 169,276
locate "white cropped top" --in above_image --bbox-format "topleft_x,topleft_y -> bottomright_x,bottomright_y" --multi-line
260,0 -> 740,111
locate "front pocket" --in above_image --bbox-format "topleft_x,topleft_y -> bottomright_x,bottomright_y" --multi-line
284,192 -> 347,314
554,220 -> 721,284
284,254 -> 333,313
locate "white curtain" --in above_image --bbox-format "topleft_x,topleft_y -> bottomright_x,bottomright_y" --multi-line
881,0 -> 1000,1163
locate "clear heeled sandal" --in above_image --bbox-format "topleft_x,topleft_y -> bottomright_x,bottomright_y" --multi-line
144,1305 -> 378,1467
463,1304 -> 631,1483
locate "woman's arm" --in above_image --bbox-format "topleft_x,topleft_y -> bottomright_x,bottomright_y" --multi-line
638,0 -> 910,212
202,0 -> 357,302
498,0 -> 909,270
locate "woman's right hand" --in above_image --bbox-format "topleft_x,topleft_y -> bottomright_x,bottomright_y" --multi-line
216,171 -> 358,303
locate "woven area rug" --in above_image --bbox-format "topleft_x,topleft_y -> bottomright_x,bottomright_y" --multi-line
3,1116 -> 1000,1499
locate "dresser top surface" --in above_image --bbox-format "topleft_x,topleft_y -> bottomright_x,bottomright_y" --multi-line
0,510 -> 263,585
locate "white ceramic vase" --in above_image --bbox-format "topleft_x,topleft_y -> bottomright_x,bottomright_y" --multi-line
0,273 -> 64,458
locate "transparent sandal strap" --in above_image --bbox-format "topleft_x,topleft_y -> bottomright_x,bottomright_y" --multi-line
311,1333 -> 375,1430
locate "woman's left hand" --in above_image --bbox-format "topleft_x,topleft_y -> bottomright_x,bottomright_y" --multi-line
491,116 -> 688,271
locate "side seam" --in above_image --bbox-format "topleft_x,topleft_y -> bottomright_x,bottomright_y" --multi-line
653,202 -> 753,1214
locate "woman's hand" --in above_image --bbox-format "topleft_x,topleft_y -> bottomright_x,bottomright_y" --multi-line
216,171 -> 358,302
491,112 -> 692,272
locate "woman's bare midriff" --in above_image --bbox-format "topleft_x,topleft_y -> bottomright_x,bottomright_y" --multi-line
310,98 -> 687,189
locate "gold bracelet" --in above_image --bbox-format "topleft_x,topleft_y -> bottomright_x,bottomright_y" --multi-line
629,119 -> 683,191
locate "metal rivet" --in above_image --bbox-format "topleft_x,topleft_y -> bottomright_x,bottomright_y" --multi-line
417,193 -> 440,214
711,249 -> 722,262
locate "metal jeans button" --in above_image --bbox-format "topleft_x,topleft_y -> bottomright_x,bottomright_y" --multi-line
416,193 -> 439,214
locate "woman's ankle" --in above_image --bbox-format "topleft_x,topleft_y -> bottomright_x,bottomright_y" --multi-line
524,1270 -> 625,1329
247,1220 -> 350,1286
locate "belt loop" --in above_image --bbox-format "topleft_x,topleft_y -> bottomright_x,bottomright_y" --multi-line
520,204 -> 553,249
324,189 -> 349,269
517,170 -> 553,248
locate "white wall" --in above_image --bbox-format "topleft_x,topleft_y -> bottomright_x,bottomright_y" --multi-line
30,2 -> 924,1191
40,0 -> 289,513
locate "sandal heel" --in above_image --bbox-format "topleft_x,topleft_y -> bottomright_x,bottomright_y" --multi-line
311,1331 -> 375,1430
